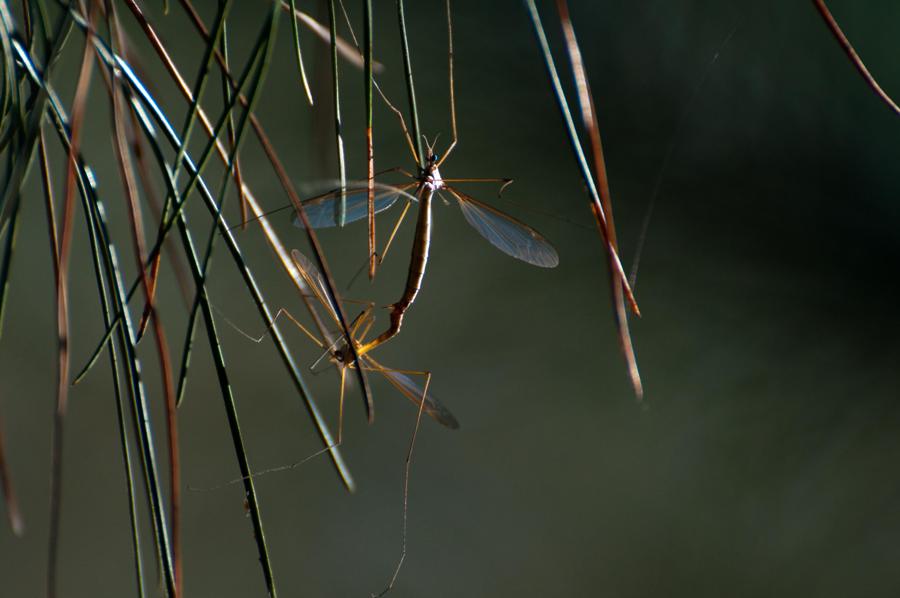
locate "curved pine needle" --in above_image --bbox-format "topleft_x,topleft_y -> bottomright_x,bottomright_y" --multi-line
0,2 -> 73,230
176,17 -> 255,403
0,4 -> 21,148
89,14 -> 357,563
168,0 -> 232,196
288,0 -> 314,105
811,0 -> 900,117
135,1 -> 234,336
522,0 -> 640,317
71,137 -> 176,598
49,8 -> 96,593
0,172 -> 21,341
177,4 -> 283,413
126,85 -> 281,596
40,113 -> 146,596
0,102 -> 25,541
218,23 -> 250,231
364,0 -> 376,279
95,1 -> 357,491
105,322 -> 147,598
175,0 -> 375,425
280,1 -> 384,72
72,15 -> 270,383
105,4 -> 181,592
0,193 -> 23,538
12,32 -> 178,597
396,0 -> 424,168
121,5 -> 286,595
554,0 -> 642,400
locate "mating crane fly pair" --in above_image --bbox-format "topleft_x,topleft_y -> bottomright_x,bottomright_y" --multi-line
284,140 -> 558,431
293,139 -> 560,356
250,2 -> 560,594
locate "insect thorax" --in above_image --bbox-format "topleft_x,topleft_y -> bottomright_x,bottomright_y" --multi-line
423,158 -> 444,193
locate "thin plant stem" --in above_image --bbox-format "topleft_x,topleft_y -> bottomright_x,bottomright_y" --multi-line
104,3 -> 181,591
554,0 -> 642,400
115,0 -> 357,488
396,0 -> 424,169
364,0 -> 376,278
288,0 -> 314,105
13,30 -> 178,596
522,0 -> 639,317
48,4 -> 96,592
811,0 -> 900,116
327,0 -> 347,226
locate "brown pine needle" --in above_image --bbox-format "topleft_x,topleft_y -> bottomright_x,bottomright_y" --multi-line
811,0 -> 900,116
48,5 -> 98,595
106,6 -> 182,592
555,0 -> 642,400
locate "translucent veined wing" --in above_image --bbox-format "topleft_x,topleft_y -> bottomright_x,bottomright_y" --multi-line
449,189 -> 559,268
291,250 -> 369,368
366,357 -> 460,429
293,182 -> 417,228
290,249 -> 340,320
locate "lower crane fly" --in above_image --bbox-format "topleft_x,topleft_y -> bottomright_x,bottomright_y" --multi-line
212,249 -> 456,594
289,248 -> 457,595
287,248 -> 459,437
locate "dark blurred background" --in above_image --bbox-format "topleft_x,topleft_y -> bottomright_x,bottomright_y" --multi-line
2,0 -> 900,596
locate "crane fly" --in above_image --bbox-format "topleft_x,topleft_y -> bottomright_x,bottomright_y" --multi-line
293,145 -> 559,356
293,155 -> 558,268
287,248 -> 456,595
208,248 -> 453,594
286,249 -> 459,438
295,161 -> 559,353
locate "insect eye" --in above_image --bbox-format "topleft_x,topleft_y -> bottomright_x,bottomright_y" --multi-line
431,153 -> 440,162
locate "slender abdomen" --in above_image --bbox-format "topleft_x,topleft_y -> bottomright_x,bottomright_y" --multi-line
360,188 -> 433,354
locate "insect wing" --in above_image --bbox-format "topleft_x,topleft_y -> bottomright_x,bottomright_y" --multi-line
290,249 -> 340,319
378,366 -> 460,429
453,190 -> 559,268
292,185 -> 408,229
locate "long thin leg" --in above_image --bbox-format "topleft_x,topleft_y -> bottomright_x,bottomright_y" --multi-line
192,364 -> 432,494
333,0 -> 419,164
214,305 -> 324,348
437,0 -> 457,167
441,177 -> 509,184
441,177 -> 514,196
348,304 -> 376,340
356,309 -> 378,344
345,195 -> 416,291
373,370 -> 431,597
227,174 -> 413,232
379,200 -> 413,265
371,166 -> 416,179
338,367 -> 347,444
189,441 -> 343,491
